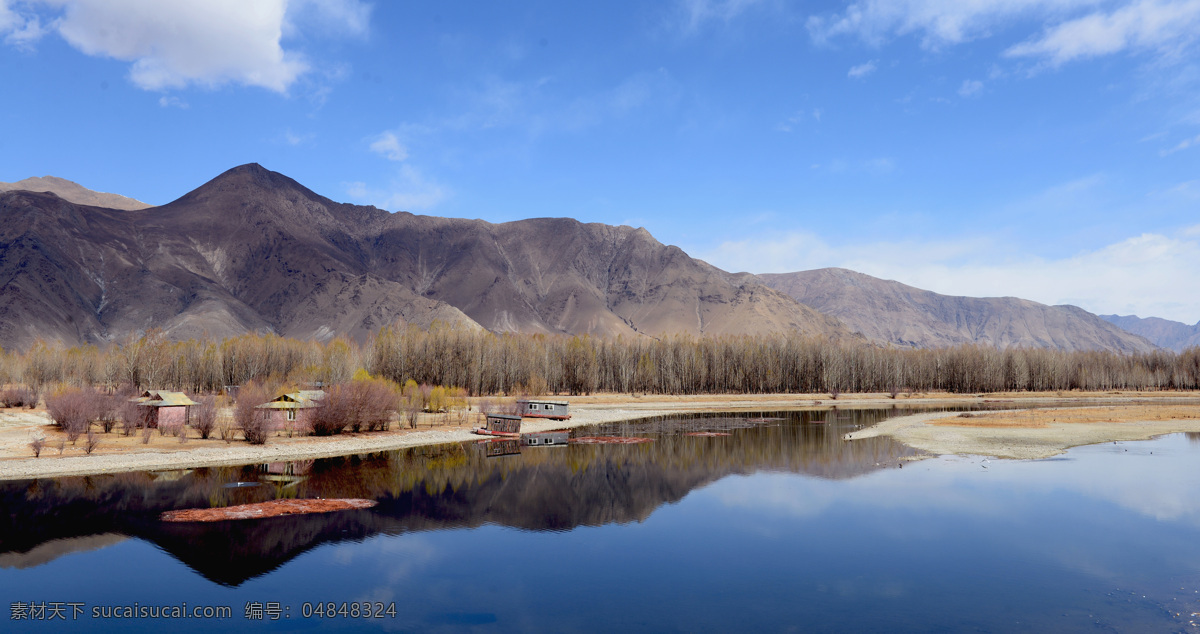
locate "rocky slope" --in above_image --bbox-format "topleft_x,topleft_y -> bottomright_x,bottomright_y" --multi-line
0,176 -> 152,210
0,164 -> 847,350
759,268 -> 1157,353
1099,314 -> 1200,352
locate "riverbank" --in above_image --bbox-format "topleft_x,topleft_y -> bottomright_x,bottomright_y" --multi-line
849,403 -> 1200,459
2,390 -> 1198,479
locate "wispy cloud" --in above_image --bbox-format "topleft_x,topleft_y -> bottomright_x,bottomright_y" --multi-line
1160,132 -> 1200,155
158,95 -> 189,109
848,60 -> 878,78
807,0 -> 1095,49
344,165 -> 450,212
369,131 -> 408,161
674,0 -> 770,34
775,108 -> 821,133
281,129 -> 314,146
0,0 -> 371,93
1006,0 -> 1200,66
958,79 -> 984,97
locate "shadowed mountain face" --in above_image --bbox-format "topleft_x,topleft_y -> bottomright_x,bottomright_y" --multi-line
0,176 -> 152,211
759,268 -> 1158,353
0,164 -> 847,350
1100,314 -> 1200,352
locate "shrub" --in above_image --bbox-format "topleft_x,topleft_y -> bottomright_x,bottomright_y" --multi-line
234,382 -> 272,445
2,387 -> 35,408
401,380 -> 421,429
29,435 -> 45,458
192,395 -> 217,439
309,378 -> 399,435
84,430 -> 100,455
120,394 -> 153,436
96,392 -> 120,433
45,387 -> 102,442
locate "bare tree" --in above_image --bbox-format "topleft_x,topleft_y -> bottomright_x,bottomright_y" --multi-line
29,435 -> 45,458
234,382 -> 272,445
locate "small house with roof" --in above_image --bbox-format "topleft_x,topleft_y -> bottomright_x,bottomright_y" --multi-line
133,390 -> 197,428
255,390 -> 326,431
516,399 -> 571,420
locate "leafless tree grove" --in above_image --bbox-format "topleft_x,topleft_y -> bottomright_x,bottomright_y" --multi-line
1,324 -> 1198,398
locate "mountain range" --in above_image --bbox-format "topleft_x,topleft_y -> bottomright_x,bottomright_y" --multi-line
0,164 -> 1163,354
758,268 -> 1154,354
0,164 -> 844,351
1098,314 -> 1200,352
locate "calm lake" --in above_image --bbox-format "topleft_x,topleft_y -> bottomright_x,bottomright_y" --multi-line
3,406 -> 1200,632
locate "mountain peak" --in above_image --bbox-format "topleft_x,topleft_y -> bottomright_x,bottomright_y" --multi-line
0,175 -> 152,210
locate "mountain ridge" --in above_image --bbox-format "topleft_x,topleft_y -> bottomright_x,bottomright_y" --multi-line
0,164 -> 849,351
758,267 -> 1156,354
0,175 -> 152,211
1099,314 -> 1200,352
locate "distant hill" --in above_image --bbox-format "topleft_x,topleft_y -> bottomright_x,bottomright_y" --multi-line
1099,314 -> 1200,352
758,268 -> 1157,353
0,176 -> 151,210
0,164 -> 849,351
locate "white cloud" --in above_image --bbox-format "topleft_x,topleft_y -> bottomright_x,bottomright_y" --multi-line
1006,0 -> 1200,66
958,79 -> 984,97
699,226 -> 1200,323
344,165 -> 450,212
848,60 -> 878,78
1160,132 -> 1200,155
807,0 -> 1097,49
0,3 -> 45,49
369,131 -> 408,161
775,109 -> 815,133
281,128 -> 314,146
158,95 -> 188,108
0,0 -> 370,93
675,0 -> 769,33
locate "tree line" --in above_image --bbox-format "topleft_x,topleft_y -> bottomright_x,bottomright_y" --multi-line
3,324 -> 1199,398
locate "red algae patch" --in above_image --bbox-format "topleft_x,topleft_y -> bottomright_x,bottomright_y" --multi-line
685,432 -> 732,437
161,498 -> 377,523
569,436 -> 654,444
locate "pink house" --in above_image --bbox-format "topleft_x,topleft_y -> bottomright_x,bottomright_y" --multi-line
255,390 -> 325,433
134,391 -> 197,429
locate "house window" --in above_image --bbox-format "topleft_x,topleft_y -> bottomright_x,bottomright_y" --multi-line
286,409 -> 296,421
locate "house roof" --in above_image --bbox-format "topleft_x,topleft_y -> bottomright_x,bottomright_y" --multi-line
256,390 -> 326,409
135,391 -> 197,407
516,399 -> 570,406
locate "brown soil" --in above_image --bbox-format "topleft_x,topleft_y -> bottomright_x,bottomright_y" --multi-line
933,404 -> 1200,428
160,498 -> 377,522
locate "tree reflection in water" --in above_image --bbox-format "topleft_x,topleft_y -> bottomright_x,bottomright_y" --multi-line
0,407 -> 937,585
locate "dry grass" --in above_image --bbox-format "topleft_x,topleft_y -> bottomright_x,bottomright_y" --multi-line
933,404 -> 1200,429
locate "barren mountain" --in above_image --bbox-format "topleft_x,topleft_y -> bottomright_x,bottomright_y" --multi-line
0,176 -> 152,210
1099,314 -> 1200,352
0,164 -> 847,351
759,268 -> 1157,353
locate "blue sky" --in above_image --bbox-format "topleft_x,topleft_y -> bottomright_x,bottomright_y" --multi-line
2,0 -> 1199,323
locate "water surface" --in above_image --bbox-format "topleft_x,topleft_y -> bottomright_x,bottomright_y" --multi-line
3,407 -> 1199,631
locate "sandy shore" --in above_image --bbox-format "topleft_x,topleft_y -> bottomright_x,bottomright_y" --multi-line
2,390 -> 1198,479
848,404 -> 1200,460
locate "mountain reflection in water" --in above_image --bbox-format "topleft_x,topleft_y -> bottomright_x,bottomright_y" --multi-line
0,408 -> 915,585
